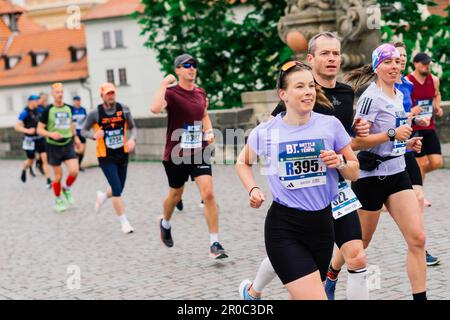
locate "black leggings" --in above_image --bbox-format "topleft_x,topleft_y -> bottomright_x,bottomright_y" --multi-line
99,160 -> 128,197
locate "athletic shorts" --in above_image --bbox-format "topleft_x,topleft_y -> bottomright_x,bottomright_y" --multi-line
163,157 -> 212,189
265,201 -> 334,284
413,129 -> 442,157
333,210 -> 362,248
47,142 -> 77,166
24,138 -> 46,159
351,171 -> 412,211
405,152 -> 422,186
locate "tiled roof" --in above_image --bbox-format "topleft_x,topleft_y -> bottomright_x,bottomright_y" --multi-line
0,0 -> 24,15
0,27 -> 88,87
82,0 -> 143,22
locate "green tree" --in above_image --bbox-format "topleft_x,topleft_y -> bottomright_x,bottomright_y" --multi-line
136,0 -> 292,109
136,0 -> 449,106
380,0 -> 449,100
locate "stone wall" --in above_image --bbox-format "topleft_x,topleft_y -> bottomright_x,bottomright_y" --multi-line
1,97 -> 449,168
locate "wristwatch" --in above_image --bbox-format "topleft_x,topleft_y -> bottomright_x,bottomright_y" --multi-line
336,154 -> 348,170
387,128 -> 396,141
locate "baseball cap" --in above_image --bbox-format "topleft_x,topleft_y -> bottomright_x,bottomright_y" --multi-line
73,96 -> 81,101
28,94 -> 40,101
413,53 -> 434,64
100,82 -> 116,96
174,53 -> 198,68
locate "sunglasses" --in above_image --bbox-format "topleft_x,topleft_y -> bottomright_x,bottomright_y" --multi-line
277,61 -> 311,88
180,62 -> 197,69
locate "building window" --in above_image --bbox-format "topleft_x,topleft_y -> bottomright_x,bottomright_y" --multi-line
115,30 -> 124,48
103,31 -> 111,49
106,69 -> 115,84
119,68 -> 128,86
69,46 -> 86,62
29,51 -> 48,67
6,96 -> 14,113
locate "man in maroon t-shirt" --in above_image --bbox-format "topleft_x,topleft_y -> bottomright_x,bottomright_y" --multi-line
150,53 -> 227,259
408,53 -> 444,208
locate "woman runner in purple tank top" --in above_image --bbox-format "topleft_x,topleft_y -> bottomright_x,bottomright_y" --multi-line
236,61 -> 359,299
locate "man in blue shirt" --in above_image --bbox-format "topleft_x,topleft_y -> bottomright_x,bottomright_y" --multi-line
71,96 -> 88,171
15,95 -> 52,188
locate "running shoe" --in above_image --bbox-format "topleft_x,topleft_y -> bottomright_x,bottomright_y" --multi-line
199,200 -> 204,208
46,178 -> 52,190
29,166 -> 36,177
54,198 -> 67,213
95,191 -> 107,213
121,221 -> 134,234
160,219 -> 173,247
20,170 -> 26,183
239,279 -> 261,300
324,277 -> 337,300
176,200 -> 183,211
426,251 -> 440,266
62,188 -> 74,206
210,242 -> 228,259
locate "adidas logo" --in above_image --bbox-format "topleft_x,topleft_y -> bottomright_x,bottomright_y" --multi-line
286,182 -> 295,188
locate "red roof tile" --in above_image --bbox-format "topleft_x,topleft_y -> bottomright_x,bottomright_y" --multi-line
82,0 -> 143,22
0,27 -> 88,87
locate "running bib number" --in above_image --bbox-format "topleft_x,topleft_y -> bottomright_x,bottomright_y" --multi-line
332,181 -> 362,219
72,114 -> 86,130
181,125 -> 202,149
22,136 -> 35,151
417,99 -> 433,118
278,139 -> 327,189
105,129 -> 124,149
54,112 -> 71,129
391,111 -> 407,156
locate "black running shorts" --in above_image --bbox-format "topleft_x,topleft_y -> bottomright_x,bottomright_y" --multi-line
351,171 -> 413,211
163,157 -> 212,189
405,152 -> 422,186
265,201 -> 334,284
47,142 -> 77,166
413,129 -> 442,157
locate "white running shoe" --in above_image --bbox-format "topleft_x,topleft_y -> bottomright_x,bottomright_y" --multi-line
95,191 -> 107,213
121,221 -> 134,234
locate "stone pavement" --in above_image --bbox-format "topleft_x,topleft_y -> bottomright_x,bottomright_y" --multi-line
0,160 -> 449,300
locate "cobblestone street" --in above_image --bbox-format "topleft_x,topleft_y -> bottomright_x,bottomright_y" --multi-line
0,160 -> 449,300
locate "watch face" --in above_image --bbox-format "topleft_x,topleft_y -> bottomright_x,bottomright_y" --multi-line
388,128 -> 396,138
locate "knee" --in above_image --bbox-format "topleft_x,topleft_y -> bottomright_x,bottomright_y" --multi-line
201,189 -> 215,202
345,247 -> 367,270
430,159 -> 443,171
407,231 -> 426,251
414,189 -> 425,208
169,189 -> 183,203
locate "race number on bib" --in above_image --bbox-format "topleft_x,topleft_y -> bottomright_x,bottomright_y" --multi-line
391,111 -> 407,156
332,181 -> 362,219
105,129 -> 124,149
72,114 -> 86,130
54,112 -> 71,129
181,125 -> 202,149
417,99 -> 433,118
278,139 -> 327,190
22,136 -> 35,151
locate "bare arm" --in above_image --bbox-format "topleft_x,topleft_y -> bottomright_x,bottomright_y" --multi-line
432,75 -> 443,116
235,144 -> 266,208
15,121 -> 34,135
351,121 -> 412,151
150,75 -> 177,114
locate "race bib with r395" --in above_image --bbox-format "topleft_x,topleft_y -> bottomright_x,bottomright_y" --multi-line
278,139 -> 327,190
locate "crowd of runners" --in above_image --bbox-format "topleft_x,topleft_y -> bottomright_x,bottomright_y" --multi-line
13,31 -> 445,300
